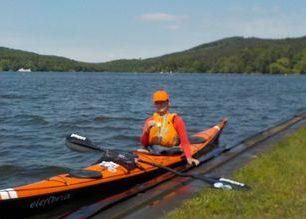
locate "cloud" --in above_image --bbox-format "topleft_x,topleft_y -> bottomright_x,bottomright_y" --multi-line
139,12 -> 188,31
140,13 -> 184,22
140,13 -> 179,22
164,25 -> 180,30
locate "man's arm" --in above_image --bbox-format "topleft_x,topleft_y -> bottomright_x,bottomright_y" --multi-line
173,116 -> 192,158
140,117 -> 153,146
174,116 -> 200,166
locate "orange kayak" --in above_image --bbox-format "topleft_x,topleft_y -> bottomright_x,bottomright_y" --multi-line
0,118 -> 227,217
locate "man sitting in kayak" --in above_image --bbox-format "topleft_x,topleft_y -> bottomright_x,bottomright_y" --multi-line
140,90 -> 200,166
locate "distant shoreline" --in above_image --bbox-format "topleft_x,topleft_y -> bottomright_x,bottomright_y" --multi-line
1,36 -> 306,74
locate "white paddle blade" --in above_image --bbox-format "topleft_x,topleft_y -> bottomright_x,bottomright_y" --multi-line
212,178 -> 250,190
65,133 -> 102,152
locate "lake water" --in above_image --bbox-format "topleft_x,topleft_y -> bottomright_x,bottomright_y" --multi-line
1,72 -> 306,189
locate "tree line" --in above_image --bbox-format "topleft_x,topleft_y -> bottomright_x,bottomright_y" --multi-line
1,36 -> 306,74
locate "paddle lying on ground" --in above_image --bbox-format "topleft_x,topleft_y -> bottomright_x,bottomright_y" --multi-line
65,133 -> 250,190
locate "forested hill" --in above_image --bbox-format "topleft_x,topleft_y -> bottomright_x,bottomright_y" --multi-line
1,36 -> 306,74
0,47 -> 94,72
101,36 -> 306,74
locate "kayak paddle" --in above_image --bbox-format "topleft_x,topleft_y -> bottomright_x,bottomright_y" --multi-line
65,133 -> 250,191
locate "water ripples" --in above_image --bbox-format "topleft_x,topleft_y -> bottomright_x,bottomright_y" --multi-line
1,72 -> 306,189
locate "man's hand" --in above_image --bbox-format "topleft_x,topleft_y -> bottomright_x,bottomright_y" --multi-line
146,120 -> 157,133
187,157 -> 200,166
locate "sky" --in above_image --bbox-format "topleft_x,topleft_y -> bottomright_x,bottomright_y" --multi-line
1,0 -> 306,63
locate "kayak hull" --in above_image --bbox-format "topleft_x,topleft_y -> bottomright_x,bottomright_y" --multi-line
0,167 -> 174,217
0,118 -> 227,218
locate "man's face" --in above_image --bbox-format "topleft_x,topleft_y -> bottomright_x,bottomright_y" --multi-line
154,101 -> 169,114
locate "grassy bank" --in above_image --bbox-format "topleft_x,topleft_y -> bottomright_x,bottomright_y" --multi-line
163,126 -> 306,219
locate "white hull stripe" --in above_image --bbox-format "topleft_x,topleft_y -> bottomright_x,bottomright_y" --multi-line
213,125 -> 221,131
0,188 -> 18,200
0,191 -> 9,200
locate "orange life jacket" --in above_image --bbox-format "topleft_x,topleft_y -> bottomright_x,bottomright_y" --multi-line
148,113 -> 179,147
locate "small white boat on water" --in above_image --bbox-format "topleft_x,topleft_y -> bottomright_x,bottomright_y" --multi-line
17,68 -> 32,72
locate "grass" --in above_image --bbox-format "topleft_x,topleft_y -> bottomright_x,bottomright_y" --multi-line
163,126 -> 306,219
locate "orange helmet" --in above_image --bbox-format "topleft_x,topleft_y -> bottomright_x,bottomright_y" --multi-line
153,90 -> 169,103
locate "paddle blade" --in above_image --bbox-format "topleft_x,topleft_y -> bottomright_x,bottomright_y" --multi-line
210,177 -> 251,190
65,133 -> 102,153
219,177 -> 250,190
191,174 -> 250,190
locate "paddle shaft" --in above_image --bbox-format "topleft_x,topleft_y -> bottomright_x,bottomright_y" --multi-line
65,133 -> 250,190
137,159 -> 250,190
138,159 -> 216,183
